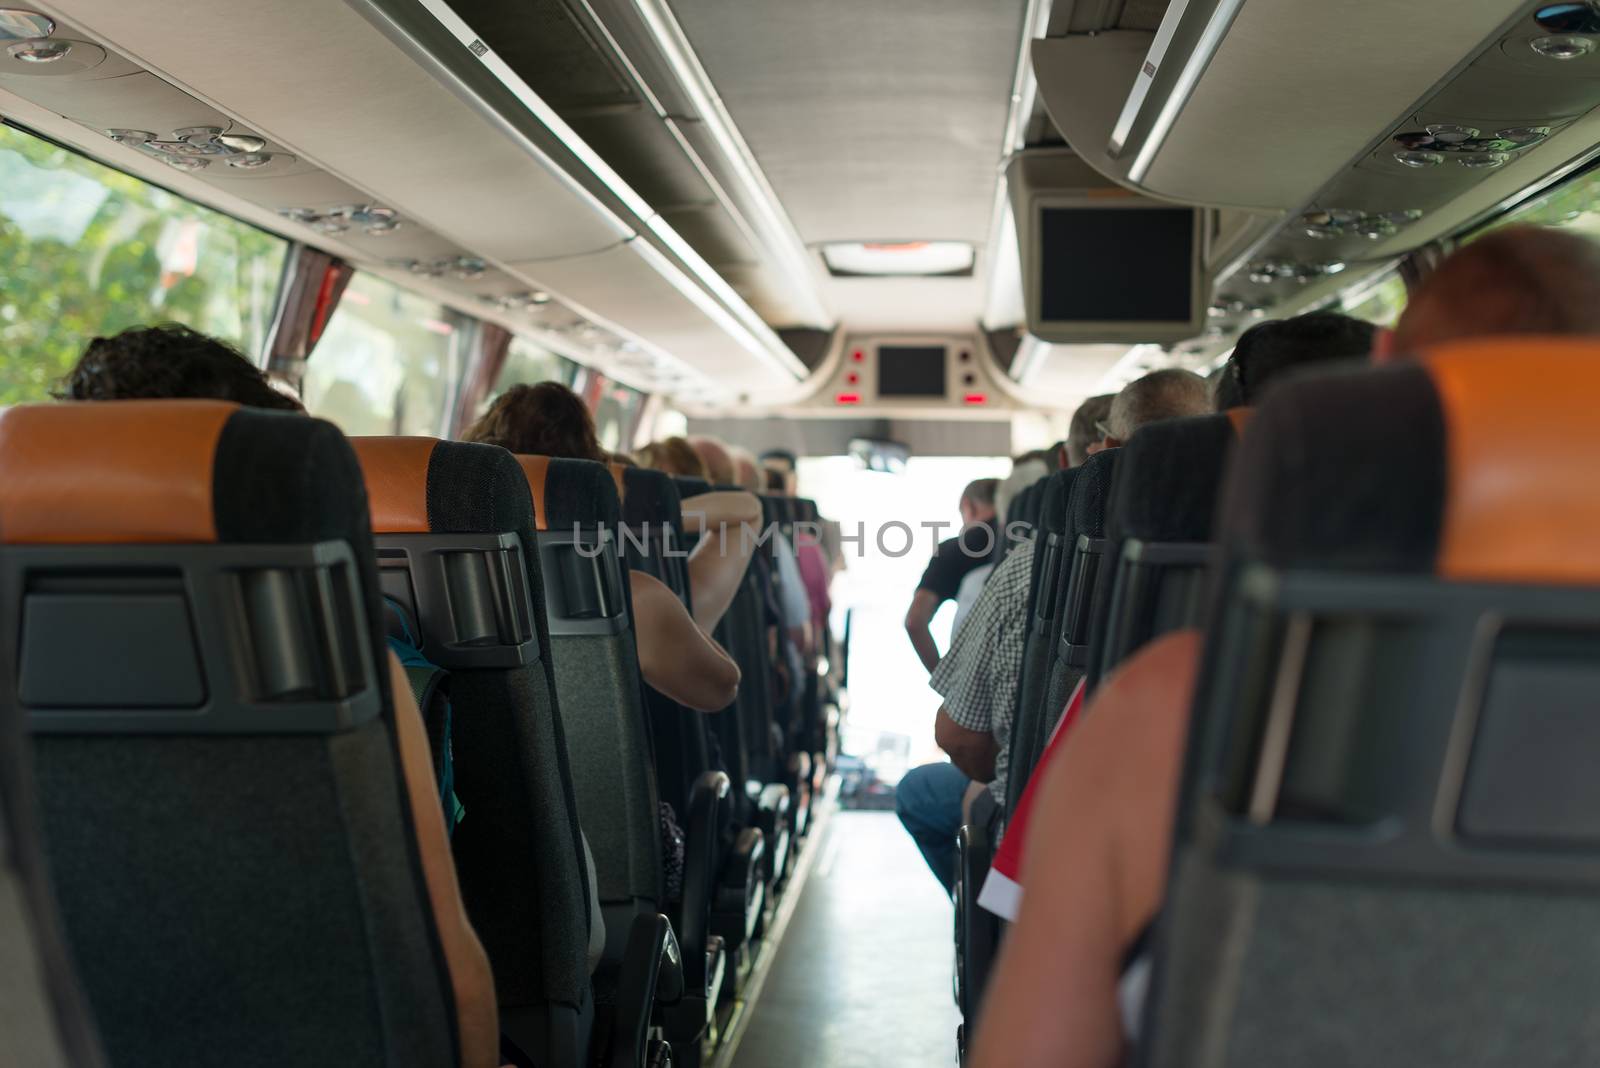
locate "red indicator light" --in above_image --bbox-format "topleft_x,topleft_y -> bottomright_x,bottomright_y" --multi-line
851,349 -> 865,362
963,392 -> 988,405
846,371 -> 859,385
835,392 -> 861,405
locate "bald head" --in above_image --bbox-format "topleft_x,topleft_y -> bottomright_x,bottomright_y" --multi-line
1392,225 -> 1600,355
1108,368 -> 1211,442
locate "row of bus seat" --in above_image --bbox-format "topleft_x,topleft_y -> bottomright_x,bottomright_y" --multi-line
955,408 -> 1248,1042
0,400 -> 840,1068
962,338 -> 1600,1065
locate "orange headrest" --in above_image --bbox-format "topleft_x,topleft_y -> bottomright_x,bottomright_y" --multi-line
1424,336 -> 1600,585
514,455 -> 551,531
349,437 -> 439,534
1225,406 -> 1252,438
0,400 -> 237,544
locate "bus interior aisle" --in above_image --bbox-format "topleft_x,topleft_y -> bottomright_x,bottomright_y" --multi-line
11,1 -> 1600,1067
720,808 -> 962,1068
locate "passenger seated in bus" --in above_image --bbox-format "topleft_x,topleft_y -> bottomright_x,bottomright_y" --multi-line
903,477 -> 1000,675
1066,393 -> 1115,467
60,323 -> 303,411
969,224 -> 1600,1068
57,323 -> 480,830
1214,311 -> 1377,410
896,373 -> 1209,894
464,382 -> 751,712
636,435 -> 710,479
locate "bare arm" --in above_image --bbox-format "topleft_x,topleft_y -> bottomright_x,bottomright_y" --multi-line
629,569 -> 741,712
386,653 -> 500,1068
969,632 -> 1202,1068
935,707 -> 998,782
680,491 -> 762,632
905,589 -> 943,674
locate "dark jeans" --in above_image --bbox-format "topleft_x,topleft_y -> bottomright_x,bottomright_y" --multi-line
895,761 -> 970,894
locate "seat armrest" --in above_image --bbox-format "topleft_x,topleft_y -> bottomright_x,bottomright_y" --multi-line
608,913 -> 681,1068
955,819 -> 1000,1021
679,770 -> 729,993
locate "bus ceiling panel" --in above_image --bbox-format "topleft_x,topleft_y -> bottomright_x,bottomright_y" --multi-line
2,70 -> 225,132
505,243 -> 800,396
1033,0 -> 1527,212
818,275 -> 990,335
36,0 -> 633,263
1206,102 -> 1600,338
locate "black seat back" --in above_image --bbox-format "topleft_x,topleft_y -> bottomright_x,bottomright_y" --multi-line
0,653 -> 103,1067
1009,451 -> 1120,809
1001,470 -> 1077,818
521,456 -> 666,964
2,402 -> 474,1068
1094,411 -> 1245,685
1145,341 -> 1600,1066
352,436 -> 592,1061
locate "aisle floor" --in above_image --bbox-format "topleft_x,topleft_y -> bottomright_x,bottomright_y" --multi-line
729,810 -> 961,1068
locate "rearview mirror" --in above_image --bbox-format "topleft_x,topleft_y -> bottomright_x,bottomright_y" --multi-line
847,437 -> 910,474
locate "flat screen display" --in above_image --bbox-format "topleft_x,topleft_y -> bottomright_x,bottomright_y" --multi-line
876,346 -> 948,398
1038,206 -> 1195,323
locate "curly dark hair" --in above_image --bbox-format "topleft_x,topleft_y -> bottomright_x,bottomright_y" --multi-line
461,381 -> 606,461
61,324 -> 303,412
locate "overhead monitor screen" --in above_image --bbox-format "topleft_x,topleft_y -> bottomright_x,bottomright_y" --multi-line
876,346 -> 948,398
1038,206 -> 1195,324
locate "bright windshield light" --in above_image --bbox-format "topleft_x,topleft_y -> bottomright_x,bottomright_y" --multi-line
821,241 -> 975,277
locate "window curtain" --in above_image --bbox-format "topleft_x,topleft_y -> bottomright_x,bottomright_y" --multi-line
451,321 -> 513,437
264,245 -> 355,391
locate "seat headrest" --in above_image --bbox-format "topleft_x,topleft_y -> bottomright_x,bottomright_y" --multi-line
619,467 -> 683,527
1221,337 -> 1600,585
1109,412 -> 1243,544
0,401 -> 363,548
1067,448 -> 1121,540
1038,470 -> 1076,537
352,437 -> 535,539
351,437 -> 438,533
517,455 -> 620,530
672,475 -> 711,500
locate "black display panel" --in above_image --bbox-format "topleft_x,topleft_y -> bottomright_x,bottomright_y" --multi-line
1038,207 -> 1195,323
877,346 -> 948,398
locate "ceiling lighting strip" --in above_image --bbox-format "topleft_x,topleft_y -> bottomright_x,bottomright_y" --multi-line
624,0 -> 832,329
352,0 -> 806,380
983,0 -> 1053,336
1125,0 -> 1248,184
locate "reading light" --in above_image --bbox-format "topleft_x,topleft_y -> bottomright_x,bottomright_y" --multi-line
163,156 -> 209,172
1531,33 -> 1596,59
1425,124 -> 1479,144
1394,151 -> 1444,168
1458,151 -> 1510,170
1497,126 -> 1551,145
168,127 -> 229,156
0,9 -> 53,39
106,129 -> 155,147
216,133 -> 266,153
1301,208 -> 1421,240
226,152 -> 274,170
7,37 -> 66,62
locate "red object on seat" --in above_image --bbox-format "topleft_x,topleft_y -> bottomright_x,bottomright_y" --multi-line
979,677 -> 1088,921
